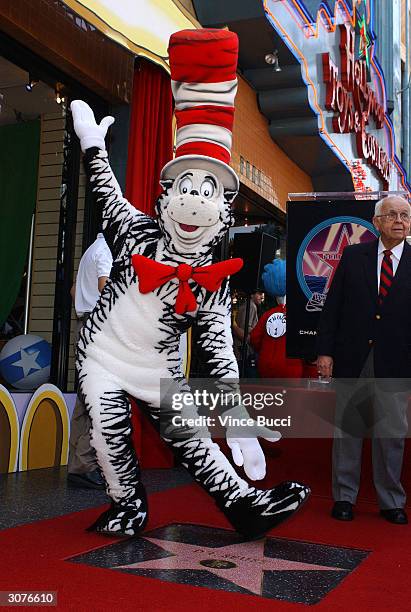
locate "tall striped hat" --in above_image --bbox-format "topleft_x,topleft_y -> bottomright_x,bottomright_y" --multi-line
161,28 -> 239,191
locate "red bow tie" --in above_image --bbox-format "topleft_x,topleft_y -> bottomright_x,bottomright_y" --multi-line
131,255 -> 243,315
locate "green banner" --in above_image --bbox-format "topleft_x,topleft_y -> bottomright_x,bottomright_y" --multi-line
0,120 -> 40,328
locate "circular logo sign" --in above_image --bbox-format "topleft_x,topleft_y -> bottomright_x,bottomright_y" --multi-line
296,216 -> 377,302
266,312 -> 286,338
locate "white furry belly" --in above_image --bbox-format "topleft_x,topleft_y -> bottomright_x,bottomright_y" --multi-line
85,286 -> 181,396
98,288 -> 166,351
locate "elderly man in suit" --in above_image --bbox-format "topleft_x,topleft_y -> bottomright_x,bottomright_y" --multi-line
317,195 -> 411,524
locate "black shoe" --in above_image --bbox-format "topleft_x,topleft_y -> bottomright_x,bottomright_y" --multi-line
67,469 -> 106,490
380,508 -> 408,524
222,481 -> 310,540
331,501 -> 354,521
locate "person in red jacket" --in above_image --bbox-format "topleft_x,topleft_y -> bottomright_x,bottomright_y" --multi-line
250,259 -> 316,378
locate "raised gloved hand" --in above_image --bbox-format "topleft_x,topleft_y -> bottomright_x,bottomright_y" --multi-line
70,100 -> 114,152
224,406 -> 281,480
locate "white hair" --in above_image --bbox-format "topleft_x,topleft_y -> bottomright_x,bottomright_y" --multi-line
374,196 -> 410,216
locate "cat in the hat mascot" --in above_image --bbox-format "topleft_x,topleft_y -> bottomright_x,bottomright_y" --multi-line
250,259 -> 310,378
70,29 -> 310,539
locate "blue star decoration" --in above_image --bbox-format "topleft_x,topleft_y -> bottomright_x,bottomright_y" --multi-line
0,339 -> 51,384
68,523 -> 369,604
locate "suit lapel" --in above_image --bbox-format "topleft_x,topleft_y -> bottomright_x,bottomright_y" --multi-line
363,239 -> 378,300
387,240 -> 411,294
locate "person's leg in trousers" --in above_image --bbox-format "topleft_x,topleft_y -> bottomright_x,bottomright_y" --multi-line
68,316 -> 99,476
332,357 -> 374,505
372,387 -> 407,510
332,380 -> 365,504
68,395 -> 99,474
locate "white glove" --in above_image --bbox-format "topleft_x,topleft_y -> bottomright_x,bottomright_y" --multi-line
227,438 -> 267,480
70,100 -> 114,152
225,406 -> 281,481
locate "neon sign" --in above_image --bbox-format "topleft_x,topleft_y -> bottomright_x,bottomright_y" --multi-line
323,24 -> 390,186
263,0 -> 410,193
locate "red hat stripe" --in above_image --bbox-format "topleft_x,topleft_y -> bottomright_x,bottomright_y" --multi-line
175,141 -> 231,165
175,106 -> 234,132
169,29 -> 238,84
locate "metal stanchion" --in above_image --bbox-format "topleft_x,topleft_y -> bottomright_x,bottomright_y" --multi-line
239,295 -> 251,378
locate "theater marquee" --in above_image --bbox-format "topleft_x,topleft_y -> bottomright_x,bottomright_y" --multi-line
62,0 -> 198,70
264,0 -> 409,193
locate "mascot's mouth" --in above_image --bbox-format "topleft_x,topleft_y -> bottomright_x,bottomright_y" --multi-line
178,223 -> 199,232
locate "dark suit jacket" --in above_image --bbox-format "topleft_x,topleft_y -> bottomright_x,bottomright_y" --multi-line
317,239 -> 411,378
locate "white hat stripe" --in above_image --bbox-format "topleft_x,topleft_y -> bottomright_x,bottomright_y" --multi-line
176,123 -> 233,150
172,79 -> 237,110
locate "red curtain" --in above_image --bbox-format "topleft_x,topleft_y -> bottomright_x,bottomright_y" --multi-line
125,58 -> 173,215
126,58 -> 174,467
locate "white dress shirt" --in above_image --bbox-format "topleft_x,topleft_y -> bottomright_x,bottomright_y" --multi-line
75,233 -> 113,316
377,238 -> 404,291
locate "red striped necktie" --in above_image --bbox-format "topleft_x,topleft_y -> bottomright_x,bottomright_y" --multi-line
378,249 -> 393,304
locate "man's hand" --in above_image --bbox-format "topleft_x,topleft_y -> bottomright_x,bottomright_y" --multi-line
70,100 -> 114,152
317,355 -> 333,378
232,321 -> 244,341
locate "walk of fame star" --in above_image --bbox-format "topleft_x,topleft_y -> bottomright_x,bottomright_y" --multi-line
116,536 -> 343,595
68,523 -> 369,604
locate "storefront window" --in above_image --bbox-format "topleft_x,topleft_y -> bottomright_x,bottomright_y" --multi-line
0,54 -> 92,393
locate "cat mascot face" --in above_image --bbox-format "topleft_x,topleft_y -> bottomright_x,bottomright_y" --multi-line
156,168 -> 237,257
154,26 -> 240,258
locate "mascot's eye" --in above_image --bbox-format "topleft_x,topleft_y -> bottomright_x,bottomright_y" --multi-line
200,179 -> 215,198
179,177 -> 193,194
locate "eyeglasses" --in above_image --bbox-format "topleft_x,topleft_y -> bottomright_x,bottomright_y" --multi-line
375,212 -> 411,222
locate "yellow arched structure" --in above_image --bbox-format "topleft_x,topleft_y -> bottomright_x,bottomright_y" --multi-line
19,384 -> 70,471
0,385 -> 19,473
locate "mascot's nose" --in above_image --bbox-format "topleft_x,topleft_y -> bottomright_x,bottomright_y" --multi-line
190,189 -> 199,196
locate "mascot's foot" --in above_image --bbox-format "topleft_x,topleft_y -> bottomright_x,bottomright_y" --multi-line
221,481 -> 310,539
87,485 -> 148,537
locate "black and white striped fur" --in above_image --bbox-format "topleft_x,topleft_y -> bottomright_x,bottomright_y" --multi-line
78,148 -> 309,538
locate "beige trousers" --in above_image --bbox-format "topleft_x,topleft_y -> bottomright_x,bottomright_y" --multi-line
67,316 -> 98,474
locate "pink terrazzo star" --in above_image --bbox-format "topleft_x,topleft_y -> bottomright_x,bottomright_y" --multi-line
116,537 -> 342,595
